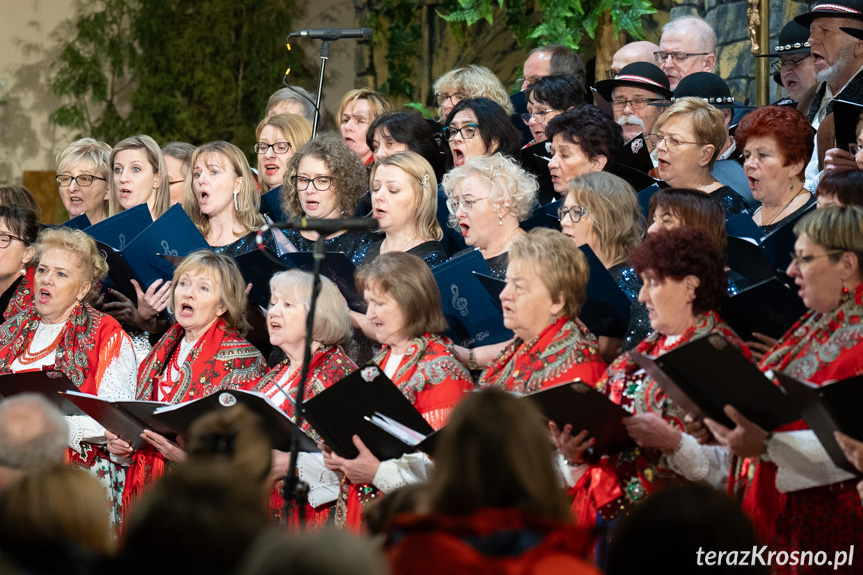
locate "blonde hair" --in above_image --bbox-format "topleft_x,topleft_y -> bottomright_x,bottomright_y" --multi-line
167,250 -> 249,335
567,172 -> 645,267
183,141 -> 265,238
370,152 -> 442,241
355,252 -> 448,339
56,137 -> 112,179
653,98 -> 726,170
108,135 -> 171,217
337,88 -> 393,126
441,153 -> 538,227
254,114 -> 313,188
508,228 -> 589,319
35,227 -> 108,284
432,65 -> 515,120
795,205 -> 863,266
269,270 -> 352,345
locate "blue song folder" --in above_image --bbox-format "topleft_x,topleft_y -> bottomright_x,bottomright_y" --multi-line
85,203 -> 153,250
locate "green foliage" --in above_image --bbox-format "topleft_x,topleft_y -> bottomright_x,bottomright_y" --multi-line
373,0 -> 423,100
438,0 -> 656,50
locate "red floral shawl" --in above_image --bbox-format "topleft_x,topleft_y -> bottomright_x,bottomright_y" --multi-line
740,282 -> 863,549
478,317 -> 607,393
572,311 -> 749,525
336,333 -> 474,531
123,318 -> 266,515
3,266 -> 34,321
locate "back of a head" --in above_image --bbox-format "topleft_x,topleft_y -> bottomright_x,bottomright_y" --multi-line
607,483 -> 767,575
426,388 -> 571,522
0,394 -> 68,477
539,44 -> 587,83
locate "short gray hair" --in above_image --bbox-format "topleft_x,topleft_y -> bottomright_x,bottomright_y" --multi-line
269,270 -> 352,346
266,86 -> 318,124
662,16 -> 716,53
0,394 -> 68,469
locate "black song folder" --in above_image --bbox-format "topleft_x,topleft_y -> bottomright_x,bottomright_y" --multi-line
60,391 -> 172,450
0,370 -> 84,416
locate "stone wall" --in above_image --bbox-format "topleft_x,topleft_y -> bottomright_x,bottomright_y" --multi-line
671,0 -> 815,104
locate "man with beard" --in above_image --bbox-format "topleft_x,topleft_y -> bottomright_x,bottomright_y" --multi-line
793,0 -> 863,179
594,62 -> 673,157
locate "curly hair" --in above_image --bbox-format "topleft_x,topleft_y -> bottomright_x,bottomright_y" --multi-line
629,226 -> 727,315
567,172 -> 644,267
433,65 -> 515,120
370,152 -> 442,241
445,98 -> 522,161
280,134 -> 367,218
734,105 -> 814,178
648,187 -> 727,252
35,228 -> 108,285
508,228 -> 590,319
545,105 -> 623,170
108,135 -> 171,218
441,153 -> 538,226
652,98 -> 726,170
183,142 -> 265,238
816,170 -> 863,208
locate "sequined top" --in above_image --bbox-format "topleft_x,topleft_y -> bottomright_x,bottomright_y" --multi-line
711,185 -> 750,222
450,248 -> 509,280
211,229 -> 276,257
358,240 -> 448,267
609,263 -> 650,352
283,229 -> 374,265
726,268 -> 754,296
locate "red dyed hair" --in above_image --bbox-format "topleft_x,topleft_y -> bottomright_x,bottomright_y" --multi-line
630,226 -> 727,315
734,106 -> 814,172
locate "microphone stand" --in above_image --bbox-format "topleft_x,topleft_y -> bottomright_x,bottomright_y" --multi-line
281,234 -> 327,529
312,41 -> 331,138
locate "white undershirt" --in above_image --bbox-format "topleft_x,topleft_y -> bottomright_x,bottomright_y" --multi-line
382,352 -> 404,379
10,321 -> 65,372
157,337 -> 198,401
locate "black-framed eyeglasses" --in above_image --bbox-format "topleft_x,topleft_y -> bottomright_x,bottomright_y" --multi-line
653,51 -> 710,63
442,124 -> 479,142
435,91 -> 465,106
55,174 -> 106,187
0,232 -> 27,249
788,250 -> 844,267
771,54 -> 811,73
291,175 -> 333,191
611,98 -> 665,111
521,109 -> 558,124
254,141 -> 292,155
648,133 -> 706,151
557,205 -> 587,223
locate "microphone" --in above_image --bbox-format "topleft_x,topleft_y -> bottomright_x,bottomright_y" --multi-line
274,217 -> 379,235
287,28 -> 372,41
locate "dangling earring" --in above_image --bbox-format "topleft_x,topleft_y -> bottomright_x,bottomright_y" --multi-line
498,214 -> 503,226
233,191 -> 239,211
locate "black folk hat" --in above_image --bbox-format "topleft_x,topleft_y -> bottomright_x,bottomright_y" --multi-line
593,62 -> 674,102
756,21 -> 812,58
794,0 -> 863,29
664,72 -> 748,109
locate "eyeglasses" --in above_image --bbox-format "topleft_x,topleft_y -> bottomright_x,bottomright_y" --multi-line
557,205 -> 588,223
254,142 -> 292,154
521,109 -> 557,124
518,76 -> 541,88
55,174 -> 106,187
446,196 -> 487,214
789,250 -> 844,267
648,133 -> 706,151
653,51 -> 710,63
611,98 -> 665,111
771,54 -> 811,73
0,232 -> 26,249
850,143 -> 862,155
435,91 -> 465,106
442,124 -> 479,142
291,176 -> 333,191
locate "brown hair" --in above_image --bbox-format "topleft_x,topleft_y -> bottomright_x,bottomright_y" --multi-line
648,187 -> 727,251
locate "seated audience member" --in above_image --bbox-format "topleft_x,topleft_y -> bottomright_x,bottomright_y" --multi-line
479,228 -> 606,391
162,141 -> 195,205
280,134 -> 372,262
338,88 -> 393,166
0,185 -> 41,220
444,97 -> 522,168
184,141 -> 275,256
443,154 -> 538,279
385,388 -> 599,575
755,21 -> 815,105
655,15 -> 717,90
433,65 -> 515,124
734,105 -> 815,234
0,204 -> 38,322
108,135 -> 171,220
559,172 -> 649,353
266,85 -> 318,124
55,137 -> 112,224
703,206 -> 863,564
323,252 -> 473,531
816,169 -> 863,208
607,484 -> 768,575
522,74 -> 585,147
594,62 -> 673,154
251,269 -> 357,526
607,41 -> 662,78
545,106 -> 624,195
650,97 -> 749,220
0,394 -> 67,488
0,464 -> 114,572
254,114 -> 313,194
